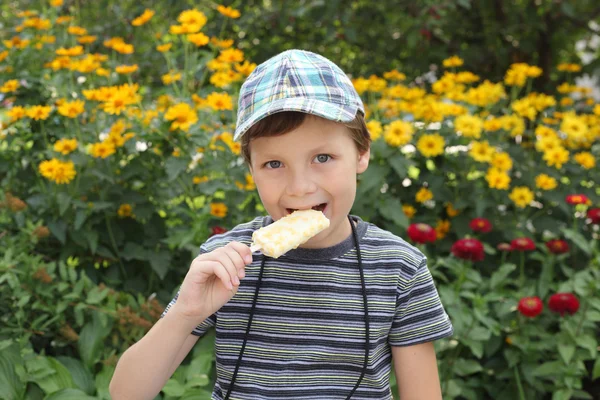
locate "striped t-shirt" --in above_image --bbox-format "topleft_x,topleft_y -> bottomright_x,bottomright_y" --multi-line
161,215 -> 453,399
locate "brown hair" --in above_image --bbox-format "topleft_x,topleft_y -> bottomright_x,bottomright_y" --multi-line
241,111 -> 371,165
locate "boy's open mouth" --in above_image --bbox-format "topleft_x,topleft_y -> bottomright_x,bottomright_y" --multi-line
286,203 -> 327,214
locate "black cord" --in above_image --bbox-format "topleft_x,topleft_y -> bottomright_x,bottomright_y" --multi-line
224,215 -> 369,399
223,255 -> 267,400
345,215 -> 370,400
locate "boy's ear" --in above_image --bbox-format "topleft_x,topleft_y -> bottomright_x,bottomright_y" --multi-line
357,147 -> 370,174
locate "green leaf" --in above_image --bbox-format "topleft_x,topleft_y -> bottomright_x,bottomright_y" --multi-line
552,389 -> 573,400
561,228 -> 592,256
57,192 -> 71,216
469,326 -> 491,341
44,388 -> 98,400
78,311 -> 113,370
179,389 -> 213,400
453,359 -> 483,376
94,365 -> 115,400
163,378 -> 186,397
379,197 -> 408,229
489,263 -> 516,289
48,220 -> 67,244
592,357 -> 600,380
74,210 -> 88,231
85,231 -> 99,255
85,287 -> 110,305
388,154 -> 406,178
36,357 -> 76,395
357,164 -> 386,195
558,343 -> 575,365
0,345 -> 24,400
577,335 -> 597,359
166,157 -> 189,181
148,250 -> 172,280
55,357 -> 94,395
122,242 -> 147,261
533,360 -> 563,377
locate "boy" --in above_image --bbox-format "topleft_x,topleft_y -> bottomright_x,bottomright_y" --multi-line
110,50 -> 453,400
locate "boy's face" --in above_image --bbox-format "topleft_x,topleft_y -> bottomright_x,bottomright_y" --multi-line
248,115 -> 370,248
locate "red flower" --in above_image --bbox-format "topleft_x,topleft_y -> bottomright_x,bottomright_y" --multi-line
517,296 -> 543,318
451,238 -> 485,261
510,237 -> 535,251
587,208 -> 600,224
210,226 -> 228,237
407,223 -> 437,244
565,194 -> 590,205
497,242 -> 512,252
548,293 -> 580,316
545,239 -> 569,255
469,218 -> 492,233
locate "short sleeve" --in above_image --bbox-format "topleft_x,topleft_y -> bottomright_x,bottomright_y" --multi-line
388,256 -> 453,346
160,290 -> 216,337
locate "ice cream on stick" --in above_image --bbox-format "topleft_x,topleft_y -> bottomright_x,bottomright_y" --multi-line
250,209 -> 330,258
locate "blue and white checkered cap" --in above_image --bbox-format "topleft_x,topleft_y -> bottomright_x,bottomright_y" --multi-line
233,49 -> 364,141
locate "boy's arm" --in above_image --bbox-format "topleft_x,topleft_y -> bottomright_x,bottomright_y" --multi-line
109,305 -> 203,400
392,342 -> 443,400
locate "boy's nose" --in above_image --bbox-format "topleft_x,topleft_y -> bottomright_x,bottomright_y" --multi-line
285,170 -> 317,196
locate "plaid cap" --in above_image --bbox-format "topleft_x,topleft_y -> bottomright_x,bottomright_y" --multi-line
233,49 -> 364,141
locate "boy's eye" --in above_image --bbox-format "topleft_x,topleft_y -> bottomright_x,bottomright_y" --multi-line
314,154 -> 331,163
264,160 -> 282,169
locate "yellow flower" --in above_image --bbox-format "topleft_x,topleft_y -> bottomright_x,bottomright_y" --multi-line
443,56 -> 464,68
560,97 -> 574,107
206,92 -> 233,111
403,204 -> 416,219
0,79 -> 20,93
244,173 -> 255,190
67,26 -> 87,36
0,50 -> 8,62
50,0 -> 64,6
38,159 -> 76,184
455,114 -> 483,138
217,5 -> 241,18
383,120 -> 414,147
115,64 -> 138,74
366,120 -> 383,141
574,152 -> 595,169
485,168 -> 511,190
90,142 -> 116,158
491,152 -> 513,171
483,117 -> 503,132
193,175 -> 209,184
56,16 -> 72,24
509,186 -> 534,208
557,63 -> 581,72
469,140 -> 495,163
445,203 -> 460,217
435,219 -> 451,240
535,174 -> 558,190
57,99 -> 85,118
415,188 -> 433,203
164,103 -> 198,132
218,48 -> 245,63
593,104 -> 600,116
55,45 -> 84,56
174,9 -> 207,32
211,37 -> 234,49
132,9 -> 155,26
26,105 -> 52,120
8,106 -> 26,121
187,32 -> 210,47
77,35 -> 97,44
416,134 -> 445,158
210,202 -> 228,218
53,138 -> 78,155
156,43 -> 172,52
543,147 -> 569,169
560,113 -> 588,143
161,71 -> 182,85
117,204 -> 133,218
235,61 -> 257,76
383,70 -> 406,81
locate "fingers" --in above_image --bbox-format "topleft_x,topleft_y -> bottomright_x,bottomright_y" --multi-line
227,241 -> 253,265
201,260 -> 235,291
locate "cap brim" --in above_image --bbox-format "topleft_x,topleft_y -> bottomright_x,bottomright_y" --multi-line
233,97 -> 359,141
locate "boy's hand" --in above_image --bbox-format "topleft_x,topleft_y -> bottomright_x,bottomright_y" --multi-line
173,241 -> 252,324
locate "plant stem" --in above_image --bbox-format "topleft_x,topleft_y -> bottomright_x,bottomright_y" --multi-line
105,215 -> 127,279
514,365 -> 526,400
519,251 -> 525,286
575,300 -> 589,337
